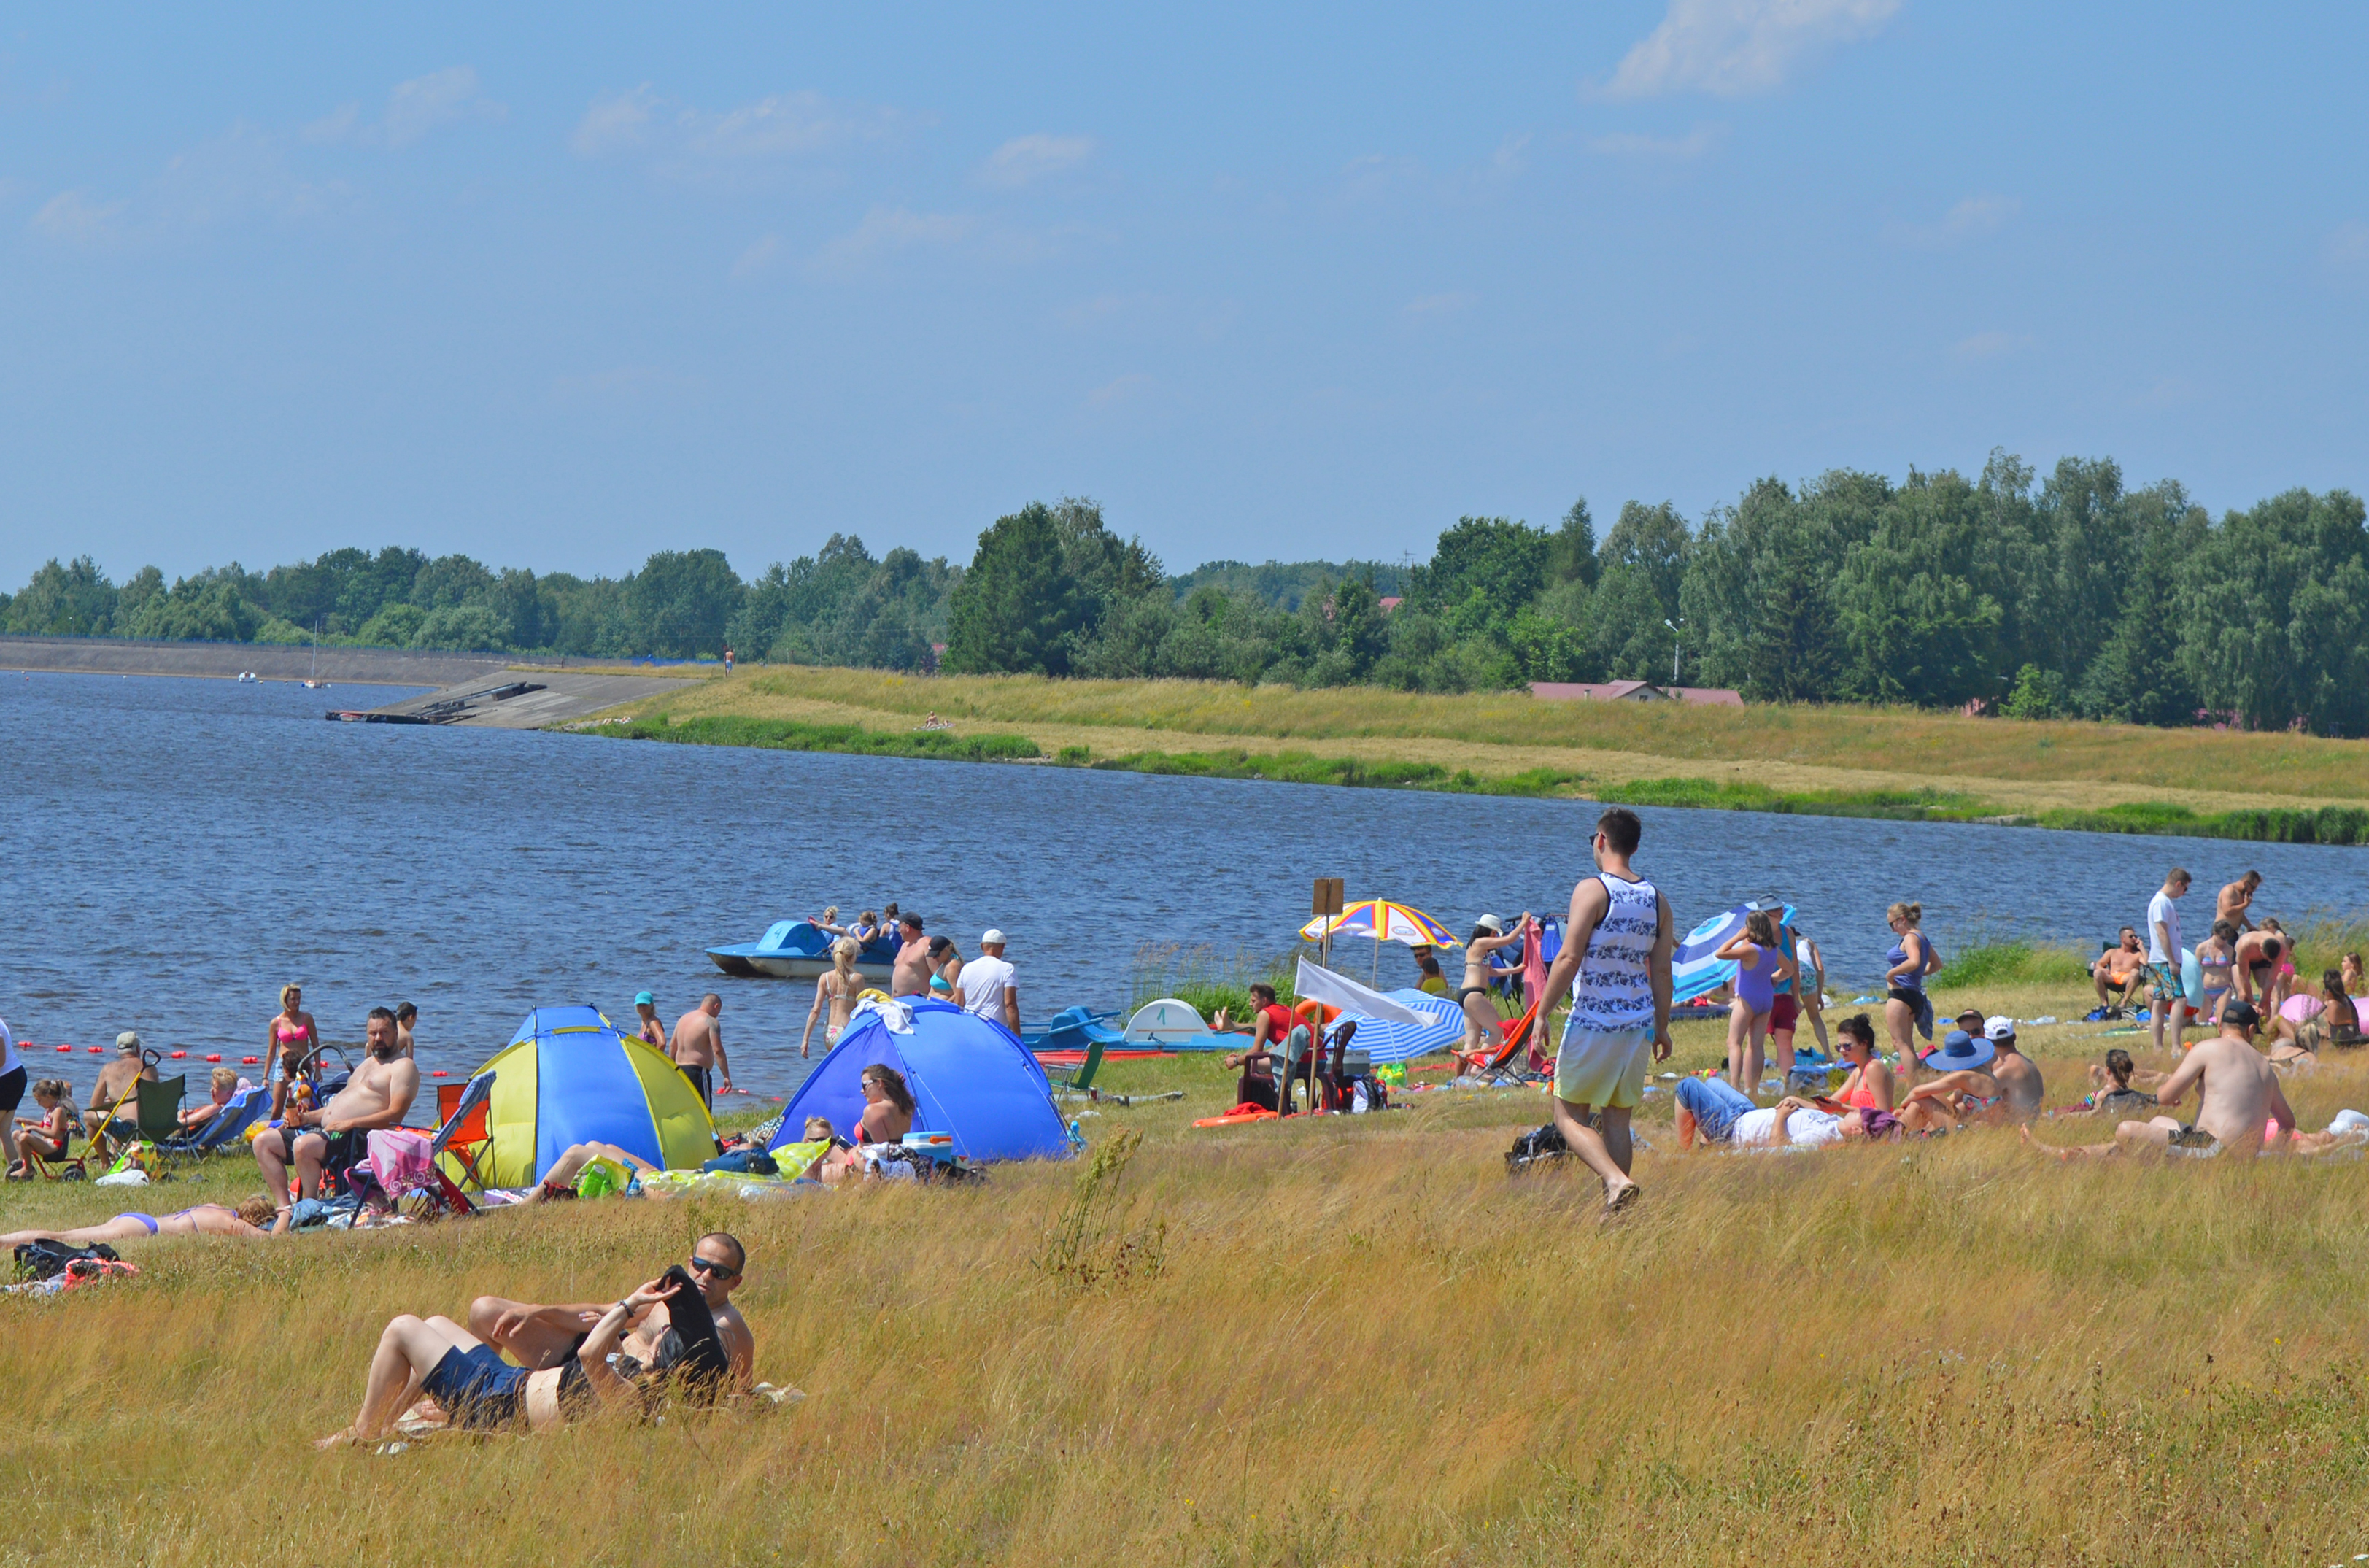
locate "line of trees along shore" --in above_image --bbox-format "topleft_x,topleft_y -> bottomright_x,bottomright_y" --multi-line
9,450 -> 2366,735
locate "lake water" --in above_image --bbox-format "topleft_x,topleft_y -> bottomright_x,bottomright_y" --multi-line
3,671 -> 2364,1100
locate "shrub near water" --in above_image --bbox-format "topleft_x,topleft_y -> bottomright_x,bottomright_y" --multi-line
1930,941 -> 2095,989
610,713 -> 1041,762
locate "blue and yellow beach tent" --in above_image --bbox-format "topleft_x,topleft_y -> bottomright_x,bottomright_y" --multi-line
449,1005 -> 715,1188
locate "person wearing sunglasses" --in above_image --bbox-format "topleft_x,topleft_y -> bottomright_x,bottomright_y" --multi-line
317,1232 -> 754,1446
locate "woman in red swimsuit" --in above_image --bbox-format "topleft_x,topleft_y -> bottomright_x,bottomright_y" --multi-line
268,984 -> 321,1120
1827,1014 -> 1894,1112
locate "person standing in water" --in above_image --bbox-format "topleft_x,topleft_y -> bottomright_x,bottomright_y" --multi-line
266,984 -> 322,1121
393,1002 -> 419,1061
1534,807 -> 1673,1215
800,938 -> 866,1057
668,995 -> 733,1108
633,992 -> 666,1051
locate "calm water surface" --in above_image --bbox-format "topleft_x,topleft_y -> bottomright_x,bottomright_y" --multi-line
4,672 -> 2364,1099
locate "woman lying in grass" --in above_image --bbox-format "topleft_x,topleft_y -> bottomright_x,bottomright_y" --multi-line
0,1194 -> 285,1245
317,1232 -> 751,1448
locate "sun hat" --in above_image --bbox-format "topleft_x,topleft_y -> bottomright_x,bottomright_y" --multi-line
1925,1030 -> 1996,1070
115,1030 -> 142,1053
635,991 -> 655,1006
1475,914 -> 1504,935
981,929 -> 1005,946
1983,1015 -> 2017,1042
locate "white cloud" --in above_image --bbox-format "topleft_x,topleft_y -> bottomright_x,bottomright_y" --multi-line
374,66 -> 503,147
1594,0 -> 1900,99
1586,123 -> 1728,159
977,133 -> 1096,189
572,86 -> 904,179
2327,221 -> 2369,269
730,235 -> 781,279
28,189 -> 125,242
301,102 -> 359,144
26,123 -> 351,247
571,86 -> 656,155
1086,372 -> 1152,407
1889,193 -> 2020,247
1952,330 -> 2032,361
810,206 -> 973,274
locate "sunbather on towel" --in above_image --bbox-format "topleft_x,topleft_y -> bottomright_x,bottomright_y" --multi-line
318,1232 -> 752,1448
1,1194 -> 285,1245
527,1142 -> 660,1202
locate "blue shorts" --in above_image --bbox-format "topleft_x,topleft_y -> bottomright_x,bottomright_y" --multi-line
420,1343 -> 531,1429
1675,1076 -> 1757,1142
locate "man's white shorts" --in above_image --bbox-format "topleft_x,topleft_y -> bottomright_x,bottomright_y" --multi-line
1553,1024 -> 1653,1111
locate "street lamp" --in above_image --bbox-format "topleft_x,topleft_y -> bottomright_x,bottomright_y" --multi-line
1663,619 -> 1682,688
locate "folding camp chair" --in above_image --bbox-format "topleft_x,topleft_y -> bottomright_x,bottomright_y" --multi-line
158,1084 -> 268,1156
1045,1038 -> 1107,1100
431,1073 -> 496,1197
1454,1000 -> 1541,1081
131,1075 -> 187,1146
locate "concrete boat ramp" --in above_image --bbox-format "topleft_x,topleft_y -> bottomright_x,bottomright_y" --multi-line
331,669 -> 695,729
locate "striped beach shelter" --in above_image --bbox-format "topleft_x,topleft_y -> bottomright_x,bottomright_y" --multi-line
454,1005 -> 716,1188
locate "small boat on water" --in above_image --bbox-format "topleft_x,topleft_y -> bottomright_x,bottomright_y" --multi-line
706,919 -> 897,981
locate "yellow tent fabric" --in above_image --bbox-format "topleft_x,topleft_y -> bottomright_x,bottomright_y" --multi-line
443,1005 -> 716,1189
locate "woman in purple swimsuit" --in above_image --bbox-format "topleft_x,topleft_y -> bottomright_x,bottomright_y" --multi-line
1715,911 -> 1797,1099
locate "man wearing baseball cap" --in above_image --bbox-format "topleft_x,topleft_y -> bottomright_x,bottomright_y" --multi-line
1982,1016 -> 2045,1121
957,930 -> 1020,1034
88,1031 -> 158,1130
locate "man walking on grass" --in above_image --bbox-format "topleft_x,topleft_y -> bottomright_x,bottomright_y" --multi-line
1535,806 -> 1674,1215
2146,868 -> 2191,1054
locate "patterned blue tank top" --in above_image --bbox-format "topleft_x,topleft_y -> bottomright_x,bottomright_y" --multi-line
1570,873 -> 1661,1032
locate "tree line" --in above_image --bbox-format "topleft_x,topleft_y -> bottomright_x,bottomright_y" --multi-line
8,450 -> 2365,733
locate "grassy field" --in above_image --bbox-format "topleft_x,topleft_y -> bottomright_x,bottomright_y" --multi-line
579,666 -> 2369,843
10,962 -> 2369,1566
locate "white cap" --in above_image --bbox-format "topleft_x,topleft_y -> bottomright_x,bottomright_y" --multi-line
1984,1015 -> 2017,1041
981,929 -> 1006,946
1474,914 -> 1504,935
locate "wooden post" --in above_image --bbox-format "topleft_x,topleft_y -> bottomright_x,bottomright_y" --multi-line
1311,878 -> 1344,971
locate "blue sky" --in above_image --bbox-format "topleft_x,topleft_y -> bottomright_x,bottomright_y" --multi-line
4,2 -> 2365,585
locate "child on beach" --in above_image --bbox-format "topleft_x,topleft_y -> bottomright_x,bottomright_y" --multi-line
10,1079 -> 76,1167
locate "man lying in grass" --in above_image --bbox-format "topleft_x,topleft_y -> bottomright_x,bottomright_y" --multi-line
317,1232 -> 751,1448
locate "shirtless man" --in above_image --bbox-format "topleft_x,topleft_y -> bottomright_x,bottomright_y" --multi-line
87,1032 -> 159,1126
393,1002 -> 418,1061
253,1008 -> 420,1203
889,914 -> 933,998
2028,1000 -> 2293,1160
1980,1017 -> 2045,1121
668,994 -> 733,1108
466,1231 -> 755,1391
2092,927 -> 2146,1010
2216,870 -> 2262,934
2232,927 -> 2287,1013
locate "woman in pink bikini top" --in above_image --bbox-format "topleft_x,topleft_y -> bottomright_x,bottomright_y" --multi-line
1829,1013 -> 1894,1111
269,983 -> 320,1117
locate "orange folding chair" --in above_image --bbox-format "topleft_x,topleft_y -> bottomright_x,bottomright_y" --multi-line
432,1077 -> 496,1194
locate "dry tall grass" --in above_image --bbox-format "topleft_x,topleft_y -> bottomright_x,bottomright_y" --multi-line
724,667 -> 2369,802
10,1016 -> 2369,1565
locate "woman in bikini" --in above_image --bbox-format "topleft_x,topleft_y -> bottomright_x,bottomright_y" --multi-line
1715,910 -> 1796,1097
1453,915 -> 1529,1062
799,938 -> 866,1059
1882,903 -> 1939,1067
1,1193 -> 285,1246
268,983 -> 321,1119
2195,921 -> 2238,1024
1823,1013 -> 1894,1113
816,1065 -> 916,1183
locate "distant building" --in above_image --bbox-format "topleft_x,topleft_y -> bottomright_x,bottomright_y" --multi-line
1378,596 -> 1403,614
1529,681 -> 1743,707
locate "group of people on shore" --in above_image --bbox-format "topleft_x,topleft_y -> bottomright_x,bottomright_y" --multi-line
796,908 -> 1021,1057
1524,811 -> 2369,1213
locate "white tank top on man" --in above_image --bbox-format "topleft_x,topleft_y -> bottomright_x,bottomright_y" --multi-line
1569,873 -> 1660,1032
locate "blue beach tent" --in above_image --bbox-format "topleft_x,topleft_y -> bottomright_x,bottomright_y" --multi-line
769,998 -> 1073,1163
454,1006 -> 717,1188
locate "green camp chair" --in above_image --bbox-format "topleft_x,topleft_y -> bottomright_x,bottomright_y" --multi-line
132,1075 -> 187,1146
1046,1038 -> 1106,1100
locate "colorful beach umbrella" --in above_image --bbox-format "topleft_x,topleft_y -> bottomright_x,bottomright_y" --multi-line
1299,898 -> 1462,985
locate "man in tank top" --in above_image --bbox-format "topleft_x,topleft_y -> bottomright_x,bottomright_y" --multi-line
1535,806 -> 1674,1214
